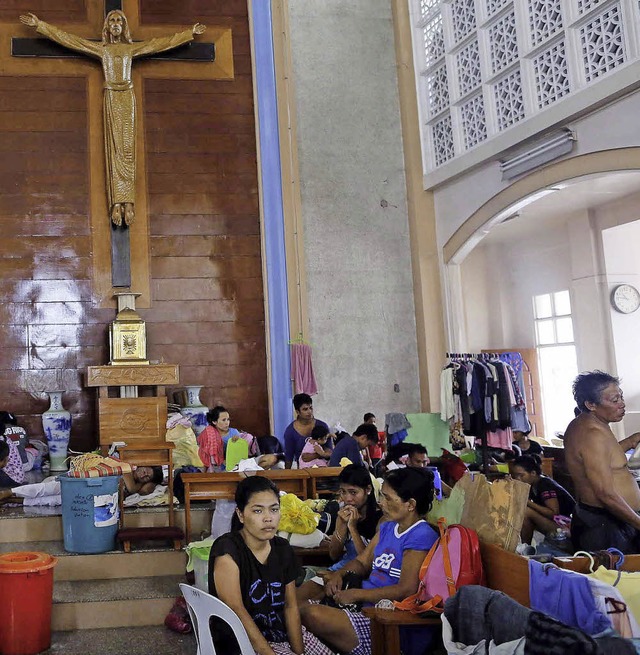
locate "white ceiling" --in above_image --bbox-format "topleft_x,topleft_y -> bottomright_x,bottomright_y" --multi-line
481,171 -> 640,245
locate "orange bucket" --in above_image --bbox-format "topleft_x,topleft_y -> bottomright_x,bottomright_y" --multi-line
0,552 -> 58,655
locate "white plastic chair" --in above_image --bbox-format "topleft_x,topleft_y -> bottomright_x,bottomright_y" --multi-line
179,583 -> 256,655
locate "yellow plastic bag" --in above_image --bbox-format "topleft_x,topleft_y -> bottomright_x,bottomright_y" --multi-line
165,424 -> 204,468
278,493 -> 318,535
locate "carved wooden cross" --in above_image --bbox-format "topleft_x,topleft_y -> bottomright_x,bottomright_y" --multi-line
10,1 -> 229,297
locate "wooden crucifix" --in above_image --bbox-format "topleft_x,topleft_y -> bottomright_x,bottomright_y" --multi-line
13,1 -> 215,289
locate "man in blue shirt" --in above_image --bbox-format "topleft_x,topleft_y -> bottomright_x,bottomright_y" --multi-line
283,393 -> 331,468
329,423 -> 378,467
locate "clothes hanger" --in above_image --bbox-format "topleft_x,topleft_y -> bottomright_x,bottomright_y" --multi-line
287,332 -> 312,346
572,550 -> 597,573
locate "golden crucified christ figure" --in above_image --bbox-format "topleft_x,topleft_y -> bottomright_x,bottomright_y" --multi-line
20,10 -> 206,227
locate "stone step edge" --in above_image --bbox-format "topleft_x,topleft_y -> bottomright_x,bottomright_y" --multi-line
52,597 -> 176,632
53,575 -> 183,605
0,503 -> 213,520
55,549 -> 187,581
0,507 -> 212,544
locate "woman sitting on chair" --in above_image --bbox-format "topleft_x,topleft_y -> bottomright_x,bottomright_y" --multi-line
300,467 -> 438,655
207,476 -> 335,655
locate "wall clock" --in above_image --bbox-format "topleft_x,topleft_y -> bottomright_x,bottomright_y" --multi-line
611,284 -> 640,314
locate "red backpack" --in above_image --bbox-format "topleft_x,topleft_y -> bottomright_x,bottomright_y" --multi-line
394,519 -> 484,614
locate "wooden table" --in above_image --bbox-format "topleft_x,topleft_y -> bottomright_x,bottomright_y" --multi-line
306,466 -> 342,498
181,468 -> 343,542
252,469 -> 309,498
181,472 -> 246,541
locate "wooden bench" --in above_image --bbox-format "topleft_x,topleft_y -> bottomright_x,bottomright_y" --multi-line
363,541 -> 531,655
365,543 -> 638,653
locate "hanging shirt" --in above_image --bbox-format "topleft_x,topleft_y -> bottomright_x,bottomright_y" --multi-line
440,367 -> 455,422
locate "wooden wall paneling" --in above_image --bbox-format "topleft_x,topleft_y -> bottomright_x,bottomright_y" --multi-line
141,0 -> 267,436
0,0 -> 269,449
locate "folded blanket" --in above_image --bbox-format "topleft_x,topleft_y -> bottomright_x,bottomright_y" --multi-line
67,454 -> 133,478
123,484 -> 178,507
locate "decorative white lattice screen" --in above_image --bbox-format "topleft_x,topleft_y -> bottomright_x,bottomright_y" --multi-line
412,0 -> 640,175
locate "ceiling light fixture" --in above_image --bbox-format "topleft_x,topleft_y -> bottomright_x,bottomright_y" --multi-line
500,128 -> 576,181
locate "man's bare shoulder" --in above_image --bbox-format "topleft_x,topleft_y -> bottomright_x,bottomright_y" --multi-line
565,414 -> 615,451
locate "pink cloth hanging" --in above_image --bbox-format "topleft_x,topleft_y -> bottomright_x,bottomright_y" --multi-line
290,343 -> 318,395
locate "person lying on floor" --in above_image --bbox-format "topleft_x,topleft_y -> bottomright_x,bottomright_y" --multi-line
0,464 -> 163,507
509,453 -> 575,544
299,467 -> 438,655
296,464 -> 383,603
123,466 -> 164,496
207,475 -> 336,655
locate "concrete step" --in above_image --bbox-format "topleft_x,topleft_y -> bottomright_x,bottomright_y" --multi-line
0,503 -> 213,543
0,540 -> 188,581
52,575 -> 184,631
44,626 -> 196,655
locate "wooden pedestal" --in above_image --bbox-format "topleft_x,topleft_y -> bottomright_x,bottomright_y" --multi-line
85,364 -> 182,545
86,364 -> 179,447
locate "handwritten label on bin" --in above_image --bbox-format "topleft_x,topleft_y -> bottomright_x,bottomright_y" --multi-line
71,494 -> 94,519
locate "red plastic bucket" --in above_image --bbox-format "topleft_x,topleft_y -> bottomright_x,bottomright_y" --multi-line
0,551 -> 58,655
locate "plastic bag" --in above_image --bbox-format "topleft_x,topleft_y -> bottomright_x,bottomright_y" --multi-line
166,424 -> 204,468
278,493 -> 318,535
211,499 -> 237,539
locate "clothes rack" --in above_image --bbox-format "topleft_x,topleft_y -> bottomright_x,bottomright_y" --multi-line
442,351 -> 530,475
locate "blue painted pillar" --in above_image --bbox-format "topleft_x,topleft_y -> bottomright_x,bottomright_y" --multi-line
250,0 -> 292,441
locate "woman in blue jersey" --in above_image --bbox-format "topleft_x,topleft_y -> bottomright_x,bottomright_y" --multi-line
300,467 -> 437,655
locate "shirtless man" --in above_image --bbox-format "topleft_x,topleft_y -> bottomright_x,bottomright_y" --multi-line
564,370 -> 640,553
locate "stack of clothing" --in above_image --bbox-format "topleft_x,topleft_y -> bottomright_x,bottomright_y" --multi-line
444,585 -> 637,655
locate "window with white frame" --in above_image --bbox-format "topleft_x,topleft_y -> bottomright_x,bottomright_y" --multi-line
409,0 -> 640,178
533,290 -> 579,437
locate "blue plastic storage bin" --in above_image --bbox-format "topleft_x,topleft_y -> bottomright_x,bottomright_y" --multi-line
59,475 -> 121,553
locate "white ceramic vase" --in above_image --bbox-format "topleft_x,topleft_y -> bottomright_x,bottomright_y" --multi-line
42,391 -> 72,471
182,385 -> 209,437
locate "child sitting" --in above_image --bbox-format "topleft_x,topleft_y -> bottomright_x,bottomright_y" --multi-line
298,424 -> 331,468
